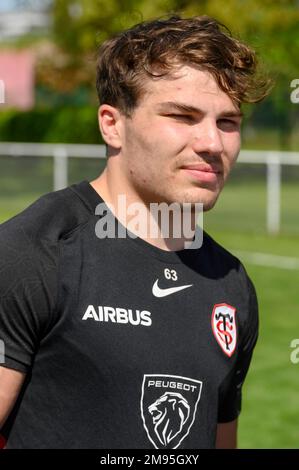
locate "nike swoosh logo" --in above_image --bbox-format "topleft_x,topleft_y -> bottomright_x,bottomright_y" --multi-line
152,279 -> 193,298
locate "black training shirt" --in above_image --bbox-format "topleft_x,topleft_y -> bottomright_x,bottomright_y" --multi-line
0,181 -> 258,449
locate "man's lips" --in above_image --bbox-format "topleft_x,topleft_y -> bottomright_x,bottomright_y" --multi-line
181,163 -> 221,173
181,164 -> 222,184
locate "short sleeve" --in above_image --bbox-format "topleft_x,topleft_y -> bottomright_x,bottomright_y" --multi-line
218,274 -> 259,423
0,218 -> 58,373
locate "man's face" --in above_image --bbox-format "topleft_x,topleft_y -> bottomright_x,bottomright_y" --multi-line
117,66 -> 242,211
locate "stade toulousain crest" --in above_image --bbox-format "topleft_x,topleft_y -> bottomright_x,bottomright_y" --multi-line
141,374 -> 202,449
211,303 -> 237,357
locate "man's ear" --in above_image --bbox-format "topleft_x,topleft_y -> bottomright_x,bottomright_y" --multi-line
98,104 -> 123,150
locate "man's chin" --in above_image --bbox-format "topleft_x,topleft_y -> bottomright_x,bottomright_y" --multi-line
177,190 -> 221,211
201,193 -> 221,212
153,187 -> 221,209
202,200 -> 217,212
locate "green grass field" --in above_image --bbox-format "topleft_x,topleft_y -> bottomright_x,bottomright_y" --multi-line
0,159 -> 298,448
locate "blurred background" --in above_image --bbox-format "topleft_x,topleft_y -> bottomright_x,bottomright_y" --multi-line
0,0 -> 299,448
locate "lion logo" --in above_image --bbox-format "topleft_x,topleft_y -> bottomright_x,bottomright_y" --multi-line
141,374 -> 203,449
148,392 -> 190,446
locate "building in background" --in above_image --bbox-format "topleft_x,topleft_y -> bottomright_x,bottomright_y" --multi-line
0,3 -> 51,41
0,50 -> 35,109
0,1 -> 51,109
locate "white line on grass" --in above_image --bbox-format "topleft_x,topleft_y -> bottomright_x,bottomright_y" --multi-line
232,251 -> 299,270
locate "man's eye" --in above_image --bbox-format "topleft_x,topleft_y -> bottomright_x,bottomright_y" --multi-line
218,119 -> 240,129
167,114 -> 194,122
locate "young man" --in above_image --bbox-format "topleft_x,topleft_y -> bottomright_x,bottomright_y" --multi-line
0,15 -> 269,449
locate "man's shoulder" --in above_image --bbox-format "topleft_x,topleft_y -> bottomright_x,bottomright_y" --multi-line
0,181 -> 93,246
0,183 -> 93,373
202,230 -> 252,288
202,231 -> 240,267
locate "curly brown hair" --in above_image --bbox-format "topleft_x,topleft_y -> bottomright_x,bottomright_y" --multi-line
96,14 -> 271,116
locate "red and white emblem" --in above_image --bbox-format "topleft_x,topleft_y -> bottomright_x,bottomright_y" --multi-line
211,303 -> 237,357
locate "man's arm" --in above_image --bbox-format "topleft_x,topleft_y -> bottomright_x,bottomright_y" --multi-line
0,366 -> 25,429
216,419 -> 238,449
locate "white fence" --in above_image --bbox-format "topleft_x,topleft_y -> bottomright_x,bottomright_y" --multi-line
0,142 -> 299,235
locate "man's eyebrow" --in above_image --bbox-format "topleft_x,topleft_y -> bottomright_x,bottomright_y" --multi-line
156,101 -> 243,118
218,110 -> 243,118
156,101 -> 201,114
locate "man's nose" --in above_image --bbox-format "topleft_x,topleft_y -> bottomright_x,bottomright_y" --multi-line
191,119 -> 224,155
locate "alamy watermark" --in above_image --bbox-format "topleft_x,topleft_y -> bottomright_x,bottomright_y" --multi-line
95,195 -> 204,249
0,339 -> 5,364
290,79 -> 299,104
0,80 -> 5,104
290,339 -> 299,364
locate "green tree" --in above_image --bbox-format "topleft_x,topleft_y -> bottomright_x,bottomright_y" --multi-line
52,0 -> 177,54
50,0 -> 299,148
182,0 -> 299,148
